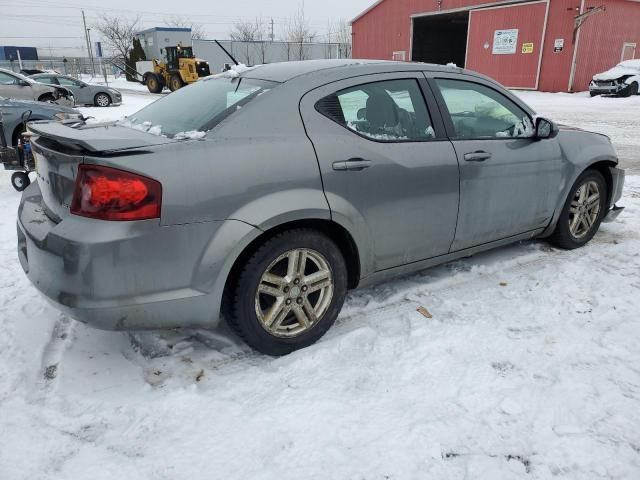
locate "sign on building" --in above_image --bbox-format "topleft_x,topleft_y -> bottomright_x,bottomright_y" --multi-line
553,39 -> 565,53
492,29 -> 519,55
521,42 -> 534,54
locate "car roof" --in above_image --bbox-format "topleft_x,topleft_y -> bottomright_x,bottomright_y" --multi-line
244,59 -> 473,83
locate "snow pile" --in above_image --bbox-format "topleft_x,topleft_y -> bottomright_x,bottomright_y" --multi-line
2,90 -> 640,480
117,118 -> 164,137
174,130 -> 207,140
216,64 -> 258,79
1,172 -> 639,479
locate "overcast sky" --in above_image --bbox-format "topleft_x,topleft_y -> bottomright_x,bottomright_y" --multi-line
0,0 -> 373,56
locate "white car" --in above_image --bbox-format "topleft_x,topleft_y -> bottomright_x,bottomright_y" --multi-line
589,59 -> 640,97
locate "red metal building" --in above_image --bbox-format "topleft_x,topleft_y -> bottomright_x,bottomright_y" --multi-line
352,0 -> 640,91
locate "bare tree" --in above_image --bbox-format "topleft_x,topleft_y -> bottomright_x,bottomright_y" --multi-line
229,19 -> 264,42
164,15 -> 206,40
229,18 -> 265,65
286,4 -> 316,60
334,19 -> 352,59
94,14 -> 141,60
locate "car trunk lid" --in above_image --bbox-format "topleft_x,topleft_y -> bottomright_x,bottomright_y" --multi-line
29,121 -> 175,221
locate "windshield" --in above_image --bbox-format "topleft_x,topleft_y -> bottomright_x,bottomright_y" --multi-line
127,76 -> 277,138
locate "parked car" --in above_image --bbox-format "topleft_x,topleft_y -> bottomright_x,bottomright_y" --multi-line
0,95 -> 81,145
17,60 -> 625,356
29,73 -> 122,107
0,68 -> 75,106
589,59 -> 640,97
1,95 -> 83,190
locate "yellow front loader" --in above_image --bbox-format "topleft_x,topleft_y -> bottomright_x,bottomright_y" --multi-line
144,44 -> 211,94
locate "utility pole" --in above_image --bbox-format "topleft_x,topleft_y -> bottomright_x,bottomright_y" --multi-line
81,9 -> 96,76
270,18 -> 275,42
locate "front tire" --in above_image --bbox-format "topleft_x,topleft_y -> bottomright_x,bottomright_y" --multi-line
229,229 -> 348,356
94,93 -> 111,107
169,74 -> 184,92
620,82 -> 638,97
146,73 -> 163,94
548,170 -> 607,250
11,172 -> 30,192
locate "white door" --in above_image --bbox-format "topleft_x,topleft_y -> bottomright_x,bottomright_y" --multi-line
621,43 -> 636,62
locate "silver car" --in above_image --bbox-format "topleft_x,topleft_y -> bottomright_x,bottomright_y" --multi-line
0,68 -> 75,106
17,60 -> 625,356
29,73 -> 122,107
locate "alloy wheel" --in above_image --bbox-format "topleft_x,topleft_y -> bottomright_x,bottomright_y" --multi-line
568,180 -> 601,239
255,248 -> 334,338
96,94 -> 110,107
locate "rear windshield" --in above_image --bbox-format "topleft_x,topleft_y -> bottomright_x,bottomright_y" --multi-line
127,76 -> 277,138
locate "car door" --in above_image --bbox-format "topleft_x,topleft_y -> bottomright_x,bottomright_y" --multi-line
56,76 -> 86,103
0,71 -> 33,100
300,73 -> 460,272
429,75 -> 564,252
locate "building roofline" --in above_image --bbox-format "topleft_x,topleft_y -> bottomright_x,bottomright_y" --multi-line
136,27 -> 192,35
351,0 -> 387,24
352,0 -> 640,24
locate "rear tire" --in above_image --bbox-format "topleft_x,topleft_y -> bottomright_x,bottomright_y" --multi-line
94,93 -> 111,107
548,169 -> 607,250
146,73 -> 163,94
229,229 -> 348,356
11,172 -> 30,192
168,73 -> 184,92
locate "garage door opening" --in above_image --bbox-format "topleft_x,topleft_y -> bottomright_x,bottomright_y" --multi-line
412,12 -> 469,67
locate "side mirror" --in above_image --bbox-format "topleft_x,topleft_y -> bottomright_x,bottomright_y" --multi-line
535,117 -> 558,139
19,80 -> 30,87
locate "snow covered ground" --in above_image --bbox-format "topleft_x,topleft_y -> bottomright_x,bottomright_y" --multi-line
1,88 -> 639,480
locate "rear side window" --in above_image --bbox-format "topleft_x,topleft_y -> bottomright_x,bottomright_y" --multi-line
434,78 -> 533,139
0,72 -> 16,85
316,79 -> 436,142
37,76 -> 59,85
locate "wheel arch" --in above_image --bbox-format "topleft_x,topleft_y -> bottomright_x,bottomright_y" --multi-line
220,218 -> 362,321
585,159 -> 617,206
541,157 -> 618,238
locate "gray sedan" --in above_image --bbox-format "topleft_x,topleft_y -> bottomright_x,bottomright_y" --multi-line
1,95 -> 81,145
0,68 -> 75,106
17,60 -> 625,356
29,73 -> 122,107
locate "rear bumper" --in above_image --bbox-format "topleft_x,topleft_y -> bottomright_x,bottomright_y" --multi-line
17,181 -> 244,331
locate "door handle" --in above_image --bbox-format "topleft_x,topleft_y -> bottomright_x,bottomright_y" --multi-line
464,151 -> 492,162
332,158 -> 372,171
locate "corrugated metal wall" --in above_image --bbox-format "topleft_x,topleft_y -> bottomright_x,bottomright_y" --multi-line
573,0 -> 640,91
537,1 -> 574,92
352,0 -> 640,91
352,0 -> 500,60
466,1 -> 547,88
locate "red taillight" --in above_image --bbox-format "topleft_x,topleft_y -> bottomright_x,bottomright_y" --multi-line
70,164 -> 162,221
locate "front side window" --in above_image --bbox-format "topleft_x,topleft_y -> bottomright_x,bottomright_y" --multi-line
316,79 -> 436,142
435,78 -> 533,139
57,77 -> 81,87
